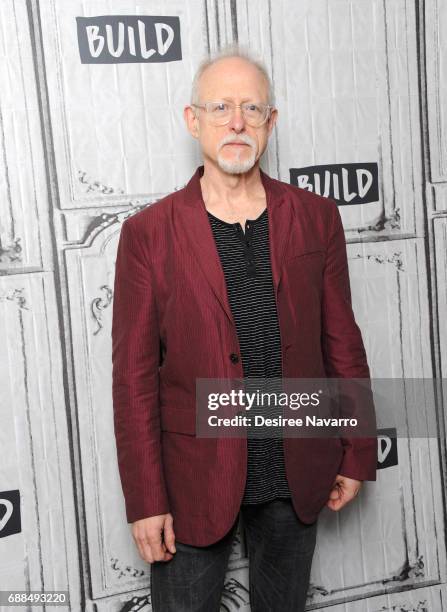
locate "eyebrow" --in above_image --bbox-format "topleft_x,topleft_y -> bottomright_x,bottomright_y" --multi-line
217,97 -> 260,103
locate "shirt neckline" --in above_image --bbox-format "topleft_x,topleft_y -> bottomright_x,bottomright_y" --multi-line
206,207 -> 267,228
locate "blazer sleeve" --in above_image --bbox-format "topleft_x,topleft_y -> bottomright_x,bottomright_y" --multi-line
111,217 -> 170,522
321,200 -> 378,481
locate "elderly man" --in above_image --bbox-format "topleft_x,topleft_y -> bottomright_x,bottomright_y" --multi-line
112,44 -> 377,612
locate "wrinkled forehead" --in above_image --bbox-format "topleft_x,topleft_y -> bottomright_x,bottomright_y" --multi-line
197,57 -> 270,102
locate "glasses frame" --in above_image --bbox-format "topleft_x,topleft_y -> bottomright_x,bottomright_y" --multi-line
191,101 -> 275,127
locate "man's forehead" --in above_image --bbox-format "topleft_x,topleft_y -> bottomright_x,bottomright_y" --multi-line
198,59 -> 268,96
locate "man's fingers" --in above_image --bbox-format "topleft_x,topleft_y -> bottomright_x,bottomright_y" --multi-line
133,531 -> 163,563
328,487 -> 340,501
147,533 -> 169,561
136,535 -> 174,563
163,517 -> 177,554
163,531 -> 176,554
327,490 -> 357,511
326,494 -> 347,511
131,514 -> 176,563
135,537 -> 154,564
326,478 -> 362,512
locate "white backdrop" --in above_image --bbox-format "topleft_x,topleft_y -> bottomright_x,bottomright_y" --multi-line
0,1 -> 446,611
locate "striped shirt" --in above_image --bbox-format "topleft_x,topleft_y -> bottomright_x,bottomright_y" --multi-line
206,207 -> 292,504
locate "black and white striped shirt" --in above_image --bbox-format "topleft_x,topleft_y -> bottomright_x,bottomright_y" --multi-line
207,207 -> 292,505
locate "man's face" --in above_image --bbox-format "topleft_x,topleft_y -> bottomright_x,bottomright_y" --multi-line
184,57 -> 277,174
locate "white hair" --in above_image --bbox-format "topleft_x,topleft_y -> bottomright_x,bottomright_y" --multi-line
190,43 -> 275,106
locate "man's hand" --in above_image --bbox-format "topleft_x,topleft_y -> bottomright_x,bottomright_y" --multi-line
131,513 -> 176,564
326,474 -> 362,512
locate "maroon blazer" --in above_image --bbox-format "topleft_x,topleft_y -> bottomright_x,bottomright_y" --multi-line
112,164 -> 377,546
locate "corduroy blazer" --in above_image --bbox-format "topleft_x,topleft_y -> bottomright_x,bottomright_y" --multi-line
111,164 -> 377,546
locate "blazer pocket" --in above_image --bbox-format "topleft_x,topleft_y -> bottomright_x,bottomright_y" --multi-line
285,250 -> 325,265
160,404 -> 196,436
282,249 -> 325,297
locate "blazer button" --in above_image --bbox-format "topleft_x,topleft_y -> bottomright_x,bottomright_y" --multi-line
230,353 -> 239,364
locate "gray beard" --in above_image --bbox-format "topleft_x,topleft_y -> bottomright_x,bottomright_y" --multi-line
217,148 -> 257,174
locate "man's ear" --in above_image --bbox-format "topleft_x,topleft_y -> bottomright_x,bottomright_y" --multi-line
267,108 -> 278,138
183,106 -> 200,139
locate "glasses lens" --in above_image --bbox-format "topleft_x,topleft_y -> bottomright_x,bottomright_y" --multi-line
242,103 -> 268,126
204,102 -> 270,126
207,102 -> 232,125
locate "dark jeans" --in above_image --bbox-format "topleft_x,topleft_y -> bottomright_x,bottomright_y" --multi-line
150,498 -> 318,612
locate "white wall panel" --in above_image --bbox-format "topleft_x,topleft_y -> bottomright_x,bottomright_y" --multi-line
236,0 -> 423,239
39,0 -> 232,208
434,218 -> 447,378
426,0 -> 447,185
65,215 -> 149,599
0,0 -> 53,273
0,273 -> 80,610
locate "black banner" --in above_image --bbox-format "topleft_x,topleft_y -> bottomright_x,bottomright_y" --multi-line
290,162 -> 379,205
377,428 -> 398,469
77,15 -> 182,64
0,490 -> 21,538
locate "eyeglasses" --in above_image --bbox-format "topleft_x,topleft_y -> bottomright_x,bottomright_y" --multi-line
191,101 -> 274,127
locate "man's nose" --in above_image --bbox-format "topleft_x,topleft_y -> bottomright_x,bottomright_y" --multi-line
227,106 -> 246,131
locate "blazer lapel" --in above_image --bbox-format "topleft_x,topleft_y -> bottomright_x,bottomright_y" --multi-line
176,165 -> 294,326
259,168 -> 293,296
